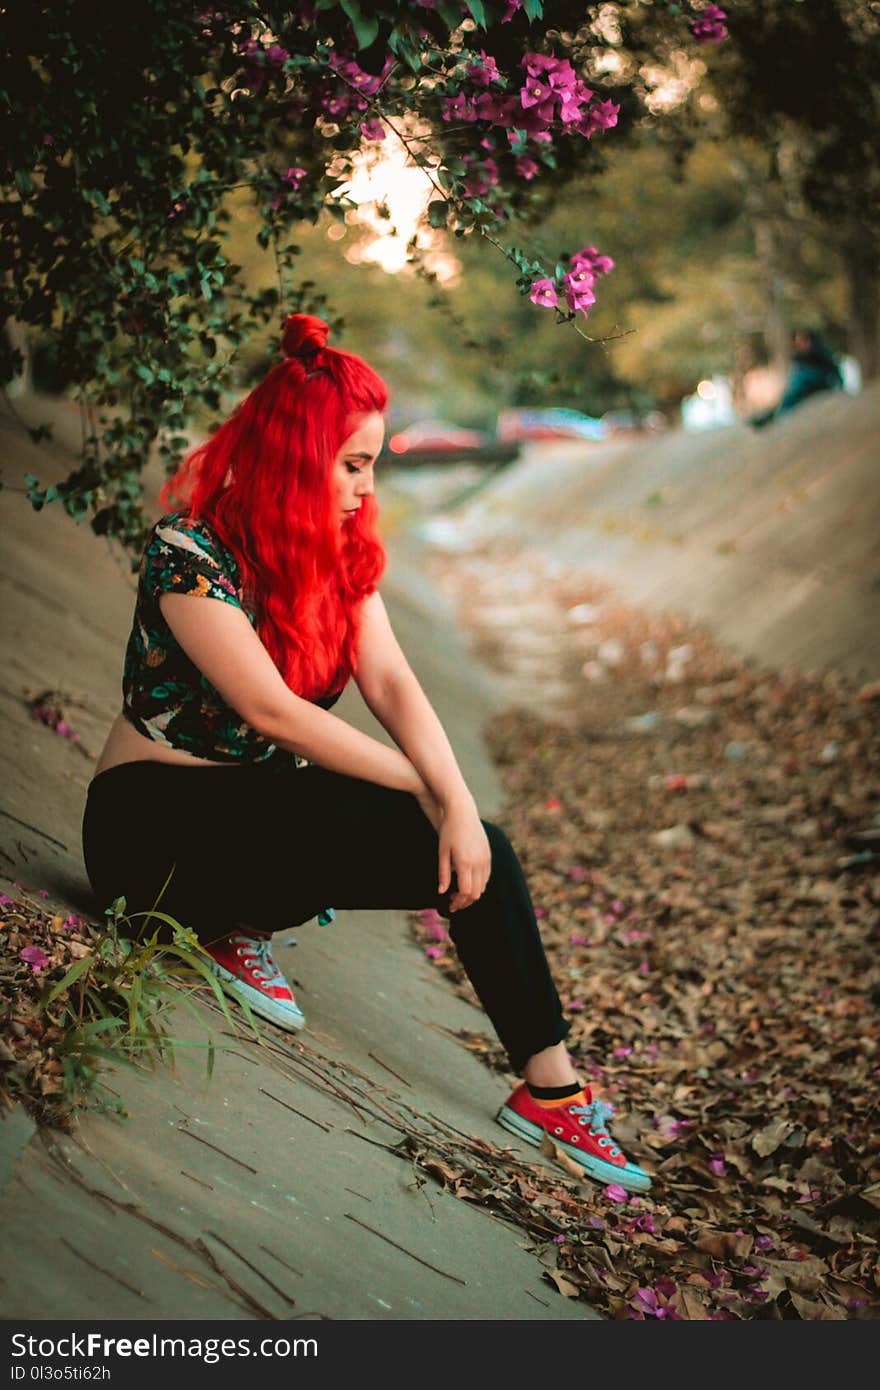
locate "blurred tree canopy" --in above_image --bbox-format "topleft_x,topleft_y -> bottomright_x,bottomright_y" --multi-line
0,0 -> 726,548
1,1 -> 874,549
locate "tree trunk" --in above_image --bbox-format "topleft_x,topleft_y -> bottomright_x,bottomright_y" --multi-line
753,217 -> 790,375
841,238 -> 880,382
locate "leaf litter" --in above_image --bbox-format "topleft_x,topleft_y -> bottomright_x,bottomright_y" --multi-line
406,545 -> 879,1319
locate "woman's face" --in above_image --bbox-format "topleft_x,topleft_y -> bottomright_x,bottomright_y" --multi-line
333,412 -> 384,523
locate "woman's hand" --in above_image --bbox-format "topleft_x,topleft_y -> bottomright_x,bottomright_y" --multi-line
416,786 -> 491,913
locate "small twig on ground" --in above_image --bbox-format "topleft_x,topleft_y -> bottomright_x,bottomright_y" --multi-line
59,1235 -> 149,1301
180,1170 -> 214,1192
0,807 -> 68,851
149,1246 -> 218,1292
193,1238 -> 276,1320
258,1087 -> 332,1132
203,1230 -> 298,1309
367,1051 -> 412,1088
176,1125 -> 258,1174
259,1245 -> 304,1279
344,1212 -> 467,1286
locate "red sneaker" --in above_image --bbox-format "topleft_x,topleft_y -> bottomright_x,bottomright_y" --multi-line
204,932 -> 305,1031
497,1083 -> 652,1193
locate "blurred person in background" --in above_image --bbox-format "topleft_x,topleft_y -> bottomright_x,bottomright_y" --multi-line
750,328 -> 843,428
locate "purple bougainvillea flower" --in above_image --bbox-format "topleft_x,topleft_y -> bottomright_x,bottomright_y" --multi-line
519,82 -> 555,123
501,0 -> 522,21
569,930 -> 586,946
553,1234 -> 566,1244
571,245 -> 615,276
565,288 -> 597,319
0,893 -> 13,908
424,945 -> 444,960
282,166 -> 307,189
566,1000 -> 585,1013
360,118 -> 386,141
613,1046 -> 632,1058
322,93 -> 350,118
588,99 -> 621,132
329,56 -> 382,96
467,50 -> 501,87
692,5 -> 728,43
471,92 -> 514,125
20,945 -> 49,973
442,92 -> 475,123
515,155 -> 539,180
709,1153 -> 727,1177
632,1287 -> 659,1313
605,1183 -> 629,1204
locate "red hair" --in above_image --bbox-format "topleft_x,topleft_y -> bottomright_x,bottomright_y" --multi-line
159,314 -> 389,701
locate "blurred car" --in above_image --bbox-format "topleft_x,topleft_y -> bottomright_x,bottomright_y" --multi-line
387,419 -> 490,455
601,409 -> 670,435
496,407 -> 607,443
600,409 -> 643,434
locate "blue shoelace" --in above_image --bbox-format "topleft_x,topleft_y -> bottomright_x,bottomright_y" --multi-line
570,1098 -> 622,1158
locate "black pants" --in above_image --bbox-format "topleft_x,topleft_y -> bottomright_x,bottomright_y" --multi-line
81,760 -> 570,1073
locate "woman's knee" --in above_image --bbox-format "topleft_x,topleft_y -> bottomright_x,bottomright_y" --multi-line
481,819 -> 519,876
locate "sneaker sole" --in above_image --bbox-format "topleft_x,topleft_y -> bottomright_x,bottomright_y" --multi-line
496,1104 -> 652,1193
206,960 -> 306,1032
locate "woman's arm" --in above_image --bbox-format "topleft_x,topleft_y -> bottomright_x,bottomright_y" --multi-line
159,592 -> 426,796
353,591 -> 474,812
354,591 -> 490,910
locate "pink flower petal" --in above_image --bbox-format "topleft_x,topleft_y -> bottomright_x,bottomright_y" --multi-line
605,1183 -> 629,1204
20,945 -> 49,973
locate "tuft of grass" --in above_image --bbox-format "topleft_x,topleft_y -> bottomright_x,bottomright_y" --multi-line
1,882 -> 262,1127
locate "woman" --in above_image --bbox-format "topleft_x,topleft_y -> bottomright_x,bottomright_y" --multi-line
82,313 -> 650,1194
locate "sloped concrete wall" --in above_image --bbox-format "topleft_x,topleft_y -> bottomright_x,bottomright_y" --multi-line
435,387 -> 879,680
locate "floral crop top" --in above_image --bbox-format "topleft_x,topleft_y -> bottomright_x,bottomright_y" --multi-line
122,512 -> 345,766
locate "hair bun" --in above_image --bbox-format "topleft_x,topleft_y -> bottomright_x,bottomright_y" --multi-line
282,313 -> 330,360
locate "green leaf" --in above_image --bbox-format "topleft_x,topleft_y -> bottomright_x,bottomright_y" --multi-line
436,0 -> 464,29
70,1017 -> 127,1041
340,0 -> 379,50
40,950 -> 95,1006
523,0 -> 544,19
428,200 -> 450,229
